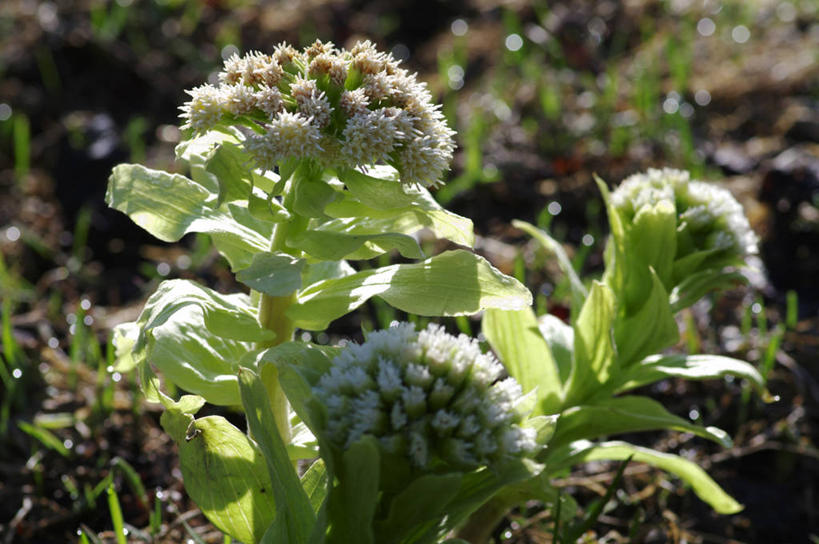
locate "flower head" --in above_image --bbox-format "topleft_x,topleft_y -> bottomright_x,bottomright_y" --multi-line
313,322 -> 537,470
178,40 -> 455,186
611,168 -> 758,257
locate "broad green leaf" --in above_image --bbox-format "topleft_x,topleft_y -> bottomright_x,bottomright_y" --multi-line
483,307 -> 562,415
175,129 -> 239,164
206,142 -> 282,203
374,473 -> 462,544
513,220 -> 587,313
338,166 -> 429,210
288,228 -> 423,261
239,368 -> 315,544
613,353 -> 766,396
136,279 -> 272,343
549,395 -> 732,450
132,280 -> 270,405
145,306 -> 258,405
615,267 -> 679,366
537,314 -> 574,384
160,400 -> 276,544
236,252 -> 305,297
568,441 -> 742,514
111,321 -> 140,373
563,281 -> 616,406
327,437 -> 380,544
325,196 -> 474,247
302,260 -> 356,287
287,250 -> 532,330
106,164 -> 270,270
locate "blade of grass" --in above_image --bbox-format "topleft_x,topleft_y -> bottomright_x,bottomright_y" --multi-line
107,483 -> 128,544
13,113 -> 30,182
79,525 -> 105,544
786,290 -> 798,329
18,421 -> 71,457
112,456 -> 149,510
149,490 -> 163,535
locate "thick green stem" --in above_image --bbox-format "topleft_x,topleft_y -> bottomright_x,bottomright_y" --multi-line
254,171 -> 309,444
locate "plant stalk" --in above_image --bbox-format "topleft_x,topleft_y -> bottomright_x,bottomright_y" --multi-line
254,169 -> 308,444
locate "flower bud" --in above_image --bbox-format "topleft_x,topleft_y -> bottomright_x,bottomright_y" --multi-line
606,168 -> 758,312
313,323 -> 537,471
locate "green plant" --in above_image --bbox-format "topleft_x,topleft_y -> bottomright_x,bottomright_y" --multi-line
461,167 -> 767,541
107,40 -> 532,543
107,37 -> 766,543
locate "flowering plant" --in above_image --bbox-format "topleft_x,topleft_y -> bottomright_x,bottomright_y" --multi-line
466,168 -> 767,541
107,38 -> 766,543
107,40 -> 533,543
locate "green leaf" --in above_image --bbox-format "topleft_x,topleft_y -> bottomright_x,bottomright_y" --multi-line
326,195 -> 474,248
615,267 -> 679,366
563,281 -> 616,406
106,164 -> 271,270
549,395 -> 732,451
159,398 -> 276,544
287,250 -> 532,330
301,460 -> 329,515
374,473 -> 462,544
671,247 -> 721,285
136,279 -> 272,342
206,142 -> 282,203
483,307 -> 562,415
239,368 -> 315,544
568,441 -> 743,514
338,166 -> 429,210
670,269 -> 747,312
613,354 -> 766,396
288,227 -> 423,261
111,321 -> 140,373
133,279 -> 271,405
327,437 -> 380,544
248,190 -> 290,222
410,458 -> 543,543
236,252 -> 305,297
536,314 -> 574,384
291,160 -> 339,218
302,260 -> 356,286
513,220 -> 587,314
175,129 -> 239,165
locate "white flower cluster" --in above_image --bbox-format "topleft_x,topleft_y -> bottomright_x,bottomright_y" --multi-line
313,322 -> 537,469
179,40 -> 455,187
611,168 -> 758,255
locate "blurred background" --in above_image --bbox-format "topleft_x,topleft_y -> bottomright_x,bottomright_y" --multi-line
0,0 -> 817,542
